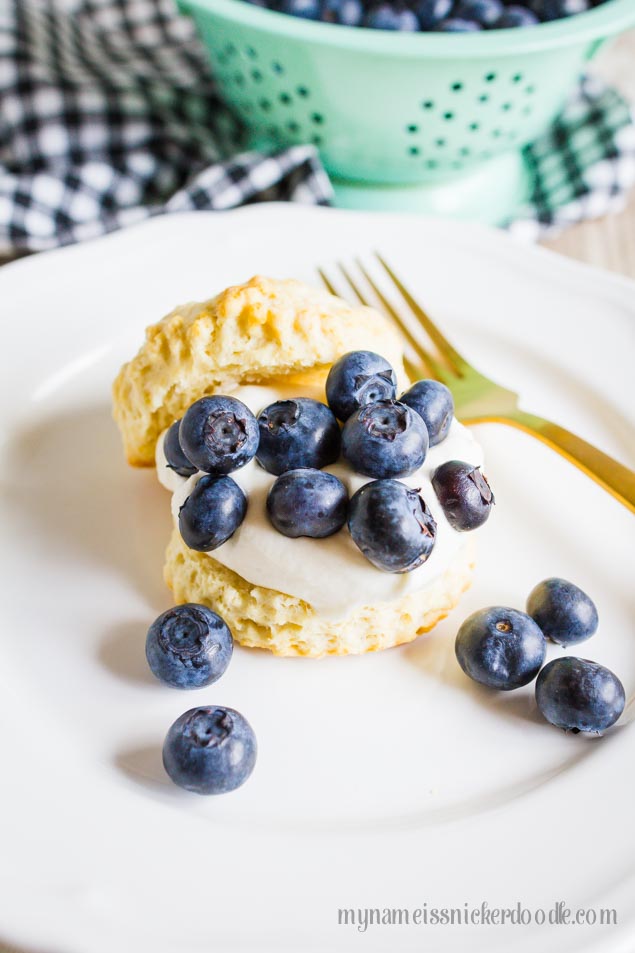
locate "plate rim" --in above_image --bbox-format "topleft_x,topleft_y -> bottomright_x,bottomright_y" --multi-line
1,203 -> 634,953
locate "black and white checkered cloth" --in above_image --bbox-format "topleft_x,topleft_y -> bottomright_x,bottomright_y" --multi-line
509,74 -> 635,240
0,0 -> 332,251
0,0 -> 633,252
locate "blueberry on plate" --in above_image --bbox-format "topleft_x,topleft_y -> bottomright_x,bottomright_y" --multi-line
431,460 -> 494,531
256,398 -> 341,475
535,658 -> 625,733
455,607 -> 546,690
163,706 -> 257,794
179,396 -> 259,475
267,468 -> 348,538
363,4 -> 420,28
527,577 -> 598,647
435,17 -> 482,29
326,350 -> 397,422
146,604 -> 233,689
342,400 -> 429,478
453,0 -> 503,26
163,420 -> 197,477
179,475 -> 247,552
399,379 -> 454,447
348,479 -> 436,572
495,4 -> 539,26
415,0 -> 453,29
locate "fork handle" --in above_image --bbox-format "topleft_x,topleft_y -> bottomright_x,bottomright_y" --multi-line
498,409 -> 635,515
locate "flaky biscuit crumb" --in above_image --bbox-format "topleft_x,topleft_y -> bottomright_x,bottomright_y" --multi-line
113,275 -> 405,466
164,528 -> 475,658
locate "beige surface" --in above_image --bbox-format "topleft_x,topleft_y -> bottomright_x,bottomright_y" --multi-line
542,31 -> 635,277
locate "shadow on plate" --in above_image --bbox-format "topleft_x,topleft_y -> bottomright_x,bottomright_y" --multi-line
115,743 -> 172,793
98,618 -> 157,686
5,403 -> 171,607
402,630 -> 545,727
115,743 -> 199,806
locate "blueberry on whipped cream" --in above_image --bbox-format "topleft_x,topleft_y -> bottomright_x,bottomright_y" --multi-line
180,395 -> 259,475
158,351 -> 493,614
163,419 -> 197,477
256,398 -> 341,475
179,475 -> 247,552
267,468 -> 348,539
342,400 -> 429,478
432,460 -> 494,531
347,479 -> 437,572
326,350 -> 397,422
400,379 -> 454,448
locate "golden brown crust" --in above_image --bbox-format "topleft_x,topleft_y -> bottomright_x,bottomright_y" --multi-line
112,275 -> 405,466
164,528 -> 475,658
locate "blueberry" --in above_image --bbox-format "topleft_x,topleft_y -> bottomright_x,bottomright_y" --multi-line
179,396 -> 259,475
279,0 -> 321,17
342,400 -> 428,478
431,460 -> 494,531
456,607 -> 546,690
530,0 -> 589,18
363,4 -> 420,28
454,0 -> 503,25
163,706 -> 257,794
495,4 -> 539,26
322,0 -> 364,24
348,479 -> 436,572
178,475 -> 247,552
146,604 -> 233,689
399,379 -> 454,447
526,578 -> 598,647
415,0 -> 453,29
436,16 -> 482,29
267,468 -> 348,538
163,420 -> 197,477
256,398 -> 340,475
326,350 -> 397,422
536,658 -> 625,733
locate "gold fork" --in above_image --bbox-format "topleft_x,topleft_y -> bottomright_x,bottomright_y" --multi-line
318,254 -> 635,515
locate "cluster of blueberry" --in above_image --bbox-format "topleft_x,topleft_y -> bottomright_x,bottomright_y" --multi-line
165,350 -> 495,574
147,603 -> 257,795
243,0 -> 602,31
149,579 -> 624,795
455,578 -> 625,733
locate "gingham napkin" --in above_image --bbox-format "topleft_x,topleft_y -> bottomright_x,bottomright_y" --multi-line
1,0 -> 634,252
508,74 -> 635,240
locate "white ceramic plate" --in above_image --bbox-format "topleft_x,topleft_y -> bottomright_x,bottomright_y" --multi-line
1,205 -> 634,953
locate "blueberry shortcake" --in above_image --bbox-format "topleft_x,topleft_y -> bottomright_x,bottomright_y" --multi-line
113,275 -> 493,657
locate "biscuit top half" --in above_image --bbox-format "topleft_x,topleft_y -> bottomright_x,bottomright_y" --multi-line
112,275 -> 406,466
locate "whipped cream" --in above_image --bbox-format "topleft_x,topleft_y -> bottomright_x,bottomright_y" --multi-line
156,383 -> 483,620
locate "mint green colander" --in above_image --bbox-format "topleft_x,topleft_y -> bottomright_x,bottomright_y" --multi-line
177,0 -> 635,219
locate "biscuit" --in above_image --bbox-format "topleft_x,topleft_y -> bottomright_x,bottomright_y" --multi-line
113,275 -> 405,466
164,527 -> 475,658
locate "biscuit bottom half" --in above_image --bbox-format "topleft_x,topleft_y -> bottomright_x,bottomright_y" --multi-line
164,529 -> 475,658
